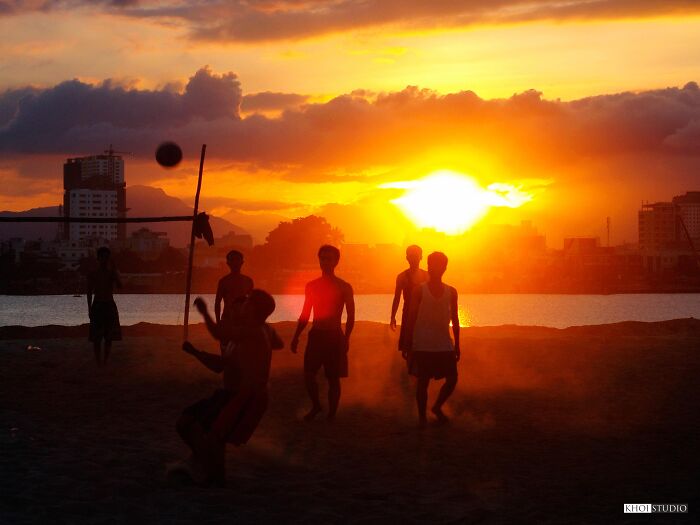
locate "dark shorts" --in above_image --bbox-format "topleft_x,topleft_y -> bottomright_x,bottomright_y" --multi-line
183,388 -> 268,446
304,329 -> 348,379
89,300 -> 122,343
409,351 -> 458,380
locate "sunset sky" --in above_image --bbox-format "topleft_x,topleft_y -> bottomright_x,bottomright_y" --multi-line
2,1 -> 700,245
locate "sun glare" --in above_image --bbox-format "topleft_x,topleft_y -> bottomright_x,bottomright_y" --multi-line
382,170 -> 532,235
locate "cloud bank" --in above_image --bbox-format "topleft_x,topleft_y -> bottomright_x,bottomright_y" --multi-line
2,1 -> 700,42
1,68 -> 699,178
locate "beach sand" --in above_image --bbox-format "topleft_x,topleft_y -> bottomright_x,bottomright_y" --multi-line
1,320 -> 698,524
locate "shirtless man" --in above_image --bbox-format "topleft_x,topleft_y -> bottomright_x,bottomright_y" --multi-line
404,252 -> 460,428
291,245 -> 355,421
391,245 -> 428,357
215,250 -> 254,327
87,246 -> 122,365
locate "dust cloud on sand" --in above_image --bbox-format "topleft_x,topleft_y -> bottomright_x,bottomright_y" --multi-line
1,320 -> 699,523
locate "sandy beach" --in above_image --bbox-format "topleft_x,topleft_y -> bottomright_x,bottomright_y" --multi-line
1,320 -> 698,524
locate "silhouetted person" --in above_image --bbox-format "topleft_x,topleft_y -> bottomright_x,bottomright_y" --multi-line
403,252 -> 460,428
291,245 -> 355,421
174,292 -> 282,486
215,250 -> 254,327
87,246 -> 122,365
390,245 -> 428,356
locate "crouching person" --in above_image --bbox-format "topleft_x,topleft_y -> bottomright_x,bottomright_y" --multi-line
172,290 -> 282,486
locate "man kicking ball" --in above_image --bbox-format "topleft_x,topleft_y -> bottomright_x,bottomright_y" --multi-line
172,291 -> 281,486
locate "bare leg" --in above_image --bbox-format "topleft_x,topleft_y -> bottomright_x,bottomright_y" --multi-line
103,340 -> 112,364
432,374 -> 457,424
93,341 -> 102,365
416,376 -> 429,428
327,377 -> 341,421
176,413 -> 197,450
304,371 -> 323,420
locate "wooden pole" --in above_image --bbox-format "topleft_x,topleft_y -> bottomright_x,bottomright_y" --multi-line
183,144 -> 207,341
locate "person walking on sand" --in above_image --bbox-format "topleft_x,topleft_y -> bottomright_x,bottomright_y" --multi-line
390,245 -> 428,357
215,250 -> 254,328
87,246 -> 122,365
402,251 -> 460,428
291,245 -> 355,422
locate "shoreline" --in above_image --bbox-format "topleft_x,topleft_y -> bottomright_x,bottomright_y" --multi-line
2,317 -> 700,341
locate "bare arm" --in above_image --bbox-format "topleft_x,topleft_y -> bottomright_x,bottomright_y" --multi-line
291,284 -> 312,353
344,284 -> 355,343
182,341 -> 224,373
113,268 -> 122,289
194,297 -> 223,341
86,274 -> 93,314
214,281 -> 223,324
450,287 -> 461,361
401,286 -> 422,353
390,274 -> 402,330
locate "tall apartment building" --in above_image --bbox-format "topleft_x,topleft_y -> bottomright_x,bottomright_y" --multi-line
672,191 -> 700,240
62,149 -> 127,243
638,193 -> 700,272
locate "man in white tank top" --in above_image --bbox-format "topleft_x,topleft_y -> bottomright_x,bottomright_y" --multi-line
405,251 -> 460,428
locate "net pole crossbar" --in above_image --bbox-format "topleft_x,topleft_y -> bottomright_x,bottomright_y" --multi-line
0,216 -> 193,223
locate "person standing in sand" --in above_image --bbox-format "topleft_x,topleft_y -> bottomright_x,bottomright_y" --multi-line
403,251 -> 460,428
291,245 -> 355,422
87,246 -> 122,365
390,245 -> 428,357
215,250 -> 254,329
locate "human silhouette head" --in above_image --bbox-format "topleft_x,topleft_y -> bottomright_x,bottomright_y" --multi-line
226,250 -> 244,273
243,289 -> 276,323
318,245 -> 340,274
427,251 -> 448,280
406,245 -> 422,269
96,246 -> 111,268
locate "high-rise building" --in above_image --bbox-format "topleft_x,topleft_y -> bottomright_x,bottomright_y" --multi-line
62,149 -> 127,243
672,191 -> 700,241
638,202 -> 678,252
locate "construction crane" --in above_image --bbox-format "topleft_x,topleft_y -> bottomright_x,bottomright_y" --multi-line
103,144 -> 132,156
675,205 -> 699,265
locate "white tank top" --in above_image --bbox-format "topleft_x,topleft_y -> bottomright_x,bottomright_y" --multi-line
412,282 -> 454,353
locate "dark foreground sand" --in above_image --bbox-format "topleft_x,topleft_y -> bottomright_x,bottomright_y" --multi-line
1,320 -> 699,524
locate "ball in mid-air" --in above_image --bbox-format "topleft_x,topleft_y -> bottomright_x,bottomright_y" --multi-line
155,142 -> 183,168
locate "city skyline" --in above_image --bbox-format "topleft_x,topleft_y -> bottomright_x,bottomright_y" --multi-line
2,3 -> 700,247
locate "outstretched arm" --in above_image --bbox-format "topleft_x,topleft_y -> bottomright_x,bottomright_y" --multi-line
450,287 -> 461,361
182,341 -> 224,373
194,297 -> 223,341
390,274 -> 402,330
291,284 -> 312,353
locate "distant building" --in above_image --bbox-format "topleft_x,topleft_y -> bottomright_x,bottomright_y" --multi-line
62,148 -> 127,243
638,195 -> 699,273
126,228 -> 169,260
672,191 -> 700,241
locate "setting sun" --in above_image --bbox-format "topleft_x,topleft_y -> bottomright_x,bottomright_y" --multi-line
382,171 -> 533,235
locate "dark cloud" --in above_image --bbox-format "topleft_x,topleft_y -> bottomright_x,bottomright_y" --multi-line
241,92 -> 309,113
108,0 -> 700,42
2,69 -> 700,182
0,67 -> 241,153
3,1 -> 700,41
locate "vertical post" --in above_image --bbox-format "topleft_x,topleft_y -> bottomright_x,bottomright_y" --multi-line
183,144 -> 207,341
